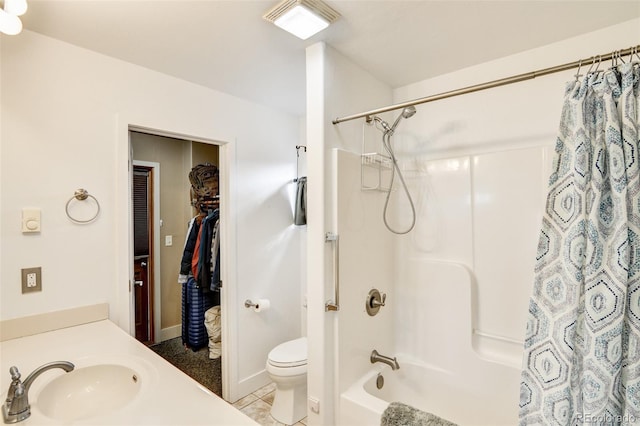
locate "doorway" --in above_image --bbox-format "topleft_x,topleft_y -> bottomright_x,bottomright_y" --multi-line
129,130 -> 223,396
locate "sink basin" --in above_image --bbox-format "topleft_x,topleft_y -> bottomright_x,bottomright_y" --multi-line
37,364 -> 141,422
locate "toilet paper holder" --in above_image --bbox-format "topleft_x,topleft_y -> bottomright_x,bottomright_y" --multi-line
244,299 -> 270,311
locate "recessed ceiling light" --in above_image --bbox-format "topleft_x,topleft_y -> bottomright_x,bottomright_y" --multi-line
263,0 -> 340,40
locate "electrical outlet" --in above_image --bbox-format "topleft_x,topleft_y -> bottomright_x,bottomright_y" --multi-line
21,267 -> 42,293
27,272 -> 37,287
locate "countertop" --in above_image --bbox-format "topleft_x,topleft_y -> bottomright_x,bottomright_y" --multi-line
0,320 -> 258,425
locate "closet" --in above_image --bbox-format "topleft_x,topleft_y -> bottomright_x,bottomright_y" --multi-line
180,162 -> 221,354
130,132 -> 220,347
130,132 -> 224,398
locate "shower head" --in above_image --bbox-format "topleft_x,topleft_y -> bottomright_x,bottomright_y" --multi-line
401,106 -> 417,119
389,106 -> 417,134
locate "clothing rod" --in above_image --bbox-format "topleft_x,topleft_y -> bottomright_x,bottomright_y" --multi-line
332,45 -> 640,125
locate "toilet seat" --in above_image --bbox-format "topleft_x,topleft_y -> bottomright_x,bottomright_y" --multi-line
267,337 -> 307,368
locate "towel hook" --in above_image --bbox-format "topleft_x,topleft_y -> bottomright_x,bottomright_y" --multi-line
294,145 -> 307,183
65,188 -> 100,224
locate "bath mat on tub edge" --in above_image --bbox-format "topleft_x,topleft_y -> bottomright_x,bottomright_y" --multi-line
381,402 -> 458,426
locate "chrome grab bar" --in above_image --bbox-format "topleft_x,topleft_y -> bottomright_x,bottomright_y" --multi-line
325,232 -> 339,311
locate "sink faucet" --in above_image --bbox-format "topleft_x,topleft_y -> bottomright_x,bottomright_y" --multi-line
370,350 -> 400,371
3,361 -> 74,424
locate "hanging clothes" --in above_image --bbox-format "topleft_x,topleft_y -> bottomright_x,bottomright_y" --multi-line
180,163 -> 221,351
520,63 -> 640,424
210,217 -> 221,291
191,220 -> 203,279
197,209 -> 221,292
178,215 -> 201,285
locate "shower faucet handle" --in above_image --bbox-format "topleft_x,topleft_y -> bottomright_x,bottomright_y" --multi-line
372,292 -> 386,308
366,289 -> 386,316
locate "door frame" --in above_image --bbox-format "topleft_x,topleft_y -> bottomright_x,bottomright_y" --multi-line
133,160 -> 161,343
116,116 -> 239,402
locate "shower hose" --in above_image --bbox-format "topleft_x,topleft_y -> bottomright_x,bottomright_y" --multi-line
382,131 -> 416,235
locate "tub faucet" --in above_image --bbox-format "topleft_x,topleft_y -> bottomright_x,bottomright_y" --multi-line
2,361 -> 74,424
370,350 -> 400,371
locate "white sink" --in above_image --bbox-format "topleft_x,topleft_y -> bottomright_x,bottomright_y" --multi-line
37,364 -> 141,422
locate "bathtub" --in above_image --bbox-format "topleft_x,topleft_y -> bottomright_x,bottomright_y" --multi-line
339,356 -> 520,426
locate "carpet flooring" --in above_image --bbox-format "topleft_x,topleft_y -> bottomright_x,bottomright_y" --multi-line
149,337 -> 222,397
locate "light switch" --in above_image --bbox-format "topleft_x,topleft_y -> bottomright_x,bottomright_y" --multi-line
22,208 -> 41,233
165,235 -> 173,246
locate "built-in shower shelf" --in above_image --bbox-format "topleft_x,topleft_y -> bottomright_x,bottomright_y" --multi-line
361,153 -> 392,169
361,152 -> 391,191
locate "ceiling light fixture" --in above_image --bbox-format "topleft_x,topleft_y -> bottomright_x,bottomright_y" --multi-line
263,0 -> 340,40
4,0 -> 27,16
0,0 -> 28,35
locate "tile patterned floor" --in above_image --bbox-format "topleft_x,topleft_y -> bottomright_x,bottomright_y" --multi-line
232,382 -> 307,426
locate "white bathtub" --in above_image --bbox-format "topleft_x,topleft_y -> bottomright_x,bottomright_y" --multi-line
339,356 -> 520,426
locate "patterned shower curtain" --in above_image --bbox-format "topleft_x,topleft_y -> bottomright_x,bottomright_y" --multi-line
520,62 -> 640,425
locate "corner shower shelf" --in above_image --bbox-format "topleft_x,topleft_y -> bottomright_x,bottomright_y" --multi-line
361,152 -> 391,192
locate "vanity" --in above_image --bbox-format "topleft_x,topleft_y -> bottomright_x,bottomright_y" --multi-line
0,306 -> 257,425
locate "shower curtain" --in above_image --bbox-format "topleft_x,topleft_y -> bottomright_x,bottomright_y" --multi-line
520,62 -> 640,425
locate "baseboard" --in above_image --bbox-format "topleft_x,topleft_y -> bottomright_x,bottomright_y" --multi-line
233,369 -> 271,403
158,324 -> 182,342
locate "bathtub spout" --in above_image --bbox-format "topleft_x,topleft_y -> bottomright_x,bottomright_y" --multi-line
370,350 -> 400,370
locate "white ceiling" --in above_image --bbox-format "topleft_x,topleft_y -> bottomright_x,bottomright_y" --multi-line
21,0 -> 640,116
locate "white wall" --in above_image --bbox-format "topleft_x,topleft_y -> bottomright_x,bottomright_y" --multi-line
0,30 -> 302,402
306,42 -> 393,426
335,150 -> 395,390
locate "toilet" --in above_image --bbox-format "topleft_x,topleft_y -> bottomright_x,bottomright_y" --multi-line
266,337 -> 308,425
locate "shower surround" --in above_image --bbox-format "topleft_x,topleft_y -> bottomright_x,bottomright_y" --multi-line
305,19 -> 639,426
334,147 -> 544,425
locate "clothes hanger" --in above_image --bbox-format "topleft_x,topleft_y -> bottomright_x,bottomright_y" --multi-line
574,59 -> 583,82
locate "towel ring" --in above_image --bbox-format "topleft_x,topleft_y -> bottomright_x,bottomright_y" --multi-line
65,188 -> 100,224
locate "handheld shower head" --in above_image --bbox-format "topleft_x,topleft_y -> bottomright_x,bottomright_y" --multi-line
379,105 -> 418,235
401,105 -> 417,119
372,116 -> 392,133
389,106 -> 417,134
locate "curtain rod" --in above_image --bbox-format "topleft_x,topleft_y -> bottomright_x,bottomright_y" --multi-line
332,45 -> 640,125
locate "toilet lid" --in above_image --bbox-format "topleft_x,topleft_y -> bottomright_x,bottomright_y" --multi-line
268,337 -> 307,368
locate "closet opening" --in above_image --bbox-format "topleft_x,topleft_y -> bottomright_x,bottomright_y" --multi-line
129,130 -> 224,398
